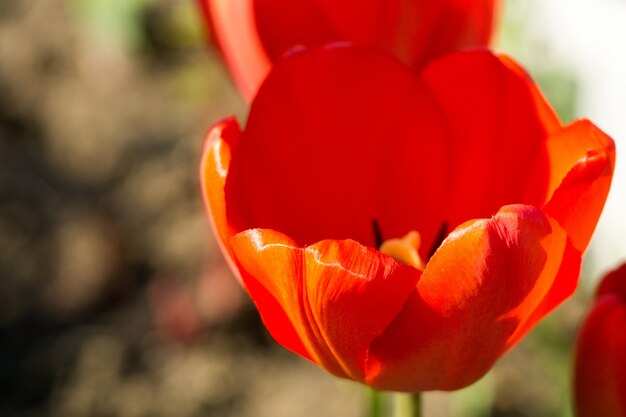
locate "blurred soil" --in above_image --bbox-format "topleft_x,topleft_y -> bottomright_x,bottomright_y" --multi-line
0,1 -> 363,416
0,1 -> 587,416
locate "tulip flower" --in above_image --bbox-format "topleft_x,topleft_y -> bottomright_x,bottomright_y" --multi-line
200,44 -> 614,391
574,264 -> 626,416
198,0 -> 498,101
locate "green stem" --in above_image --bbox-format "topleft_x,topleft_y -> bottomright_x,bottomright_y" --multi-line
368,389 -> 384,417
392,392 -> 422,417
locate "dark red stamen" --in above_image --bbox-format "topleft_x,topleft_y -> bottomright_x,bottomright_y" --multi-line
428,222 -> 448,260
371,219 -> 383,248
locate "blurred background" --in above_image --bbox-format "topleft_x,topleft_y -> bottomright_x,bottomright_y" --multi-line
0,0 -> 623,416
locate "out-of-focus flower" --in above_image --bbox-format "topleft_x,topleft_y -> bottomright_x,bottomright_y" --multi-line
200,45 -> 614,391
148,264 -> 245,344
198,0 -> 499,101
574,264 -> 626,416
149,276 -> 201,344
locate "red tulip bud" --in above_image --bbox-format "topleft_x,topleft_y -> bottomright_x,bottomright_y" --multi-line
574,264 -> 626,416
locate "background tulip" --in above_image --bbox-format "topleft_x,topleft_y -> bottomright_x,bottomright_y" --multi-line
198,0 -> 499,101
574,264 -> 626,416
200,44 -> 615,392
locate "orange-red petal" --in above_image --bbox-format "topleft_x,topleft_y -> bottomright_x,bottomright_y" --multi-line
230,228 -> 421,381
200,117 -> 241,265
542,120 -> 615,252
201,0 -> 271,101
200,118 -> 313,359
367,205 -> 580,391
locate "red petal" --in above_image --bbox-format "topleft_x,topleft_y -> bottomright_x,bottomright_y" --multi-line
498,54 -> 561,134
542,120 -> 615,252
226,45 -> 450,255
575,296 -> 626,416
253,0 -> 336,62
597,264 -> 626,302
204,0 -> 497,99
204,0 -> 270,102
367,205 -> 580,391
253,0 -> 497,71
421,51 -> 556,232
230,229 -> 421,381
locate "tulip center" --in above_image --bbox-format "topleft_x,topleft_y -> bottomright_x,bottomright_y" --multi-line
379,230 -> 426,270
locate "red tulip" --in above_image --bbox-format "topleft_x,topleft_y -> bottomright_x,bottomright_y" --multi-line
200,45 -> 614,391
574,264 -> 626,416
198,0 -> 498,101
